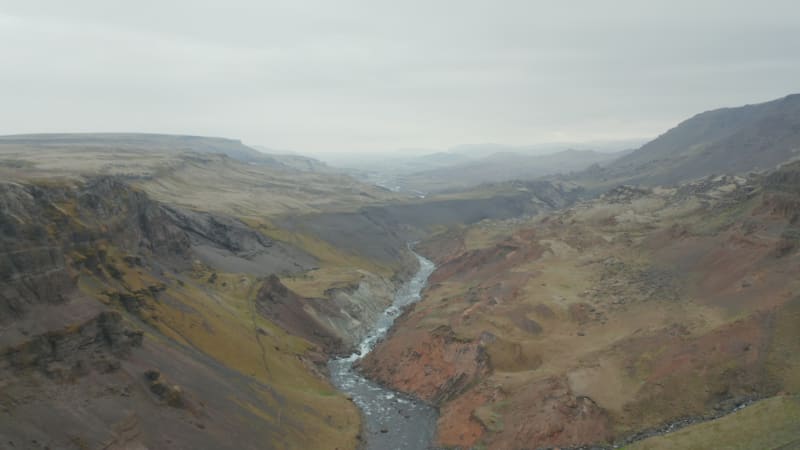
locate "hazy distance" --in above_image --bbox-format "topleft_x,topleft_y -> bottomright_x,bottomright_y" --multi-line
1,0 -> 799,155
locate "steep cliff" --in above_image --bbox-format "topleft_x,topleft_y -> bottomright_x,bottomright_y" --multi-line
0,177 -> 364,449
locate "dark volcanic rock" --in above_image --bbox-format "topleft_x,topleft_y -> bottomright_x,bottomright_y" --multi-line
2,311 -> 142,380
255,274 -> 344,353
0,177 -> 338,449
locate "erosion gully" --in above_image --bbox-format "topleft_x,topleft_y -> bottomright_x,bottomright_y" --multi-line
328,253 -> 437,450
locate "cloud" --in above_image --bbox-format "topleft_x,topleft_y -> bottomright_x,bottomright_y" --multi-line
1,0 -> 798,153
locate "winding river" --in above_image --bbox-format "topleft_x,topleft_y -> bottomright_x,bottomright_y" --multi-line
328,253 -> 438,450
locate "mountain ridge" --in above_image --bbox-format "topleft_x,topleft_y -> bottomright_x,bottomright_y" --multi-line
0,132 -> 280,165
572,93 -> 800,189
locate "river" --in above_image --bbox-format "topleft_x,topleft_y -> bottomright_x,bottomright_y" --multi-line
328,253 -> 438,450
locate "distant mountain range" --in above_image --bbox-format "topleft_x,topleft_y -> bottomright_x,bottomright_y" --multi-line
444,139 -> 647,157
365,94 -> 800,194
0,133 -> 275,162
573,93 -> 800,189
395,149 -> 625,192
0,133 -> 339,174
7,93 -> 800,194
325,142 -> 638,193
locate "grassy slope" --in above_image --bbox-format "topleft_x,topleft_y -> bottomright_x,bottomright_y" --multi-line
71,226 -> 362,449
626,395 -> 800,450
0,143 -> 408,217
363,174 -> 800,449
134,155 -> 403,217
243,216 -> 395,297
570,94 -> 800,191
0,148 -> 408,448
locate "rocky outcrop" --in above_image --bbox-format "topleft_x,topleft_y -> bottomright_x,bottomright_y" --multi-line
0,177 -> 196,323
358,324 -> 489,404
0,183 -> 79,321
765,160 -> 800,193
324,272 -> 399,346
602,185 -> 652,203
255,274 -> 344,352
485,377 -> 613,449
143,369 -> 188,409
0,176 -> 319,322
257,271 -> 405,352
164,206 -> 318,275
1,311 -> 142,380
75,177 -> 194,265
278,180 -> 580,276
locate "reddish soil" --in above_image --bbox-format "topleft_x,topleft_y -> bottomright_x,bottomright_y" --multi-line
436,386 -> 492,447
490,377 -> 613,449
364,172 -> 800,449
357,325 -> 488,404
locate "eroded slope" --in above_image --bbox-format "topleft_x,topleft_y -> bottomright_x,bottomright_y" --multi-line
0,178 -> 363,449
360,163 -> 800,449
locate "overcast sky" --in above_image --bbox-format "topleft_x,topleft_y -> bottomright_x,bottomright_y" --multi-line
1,1 -> 798,154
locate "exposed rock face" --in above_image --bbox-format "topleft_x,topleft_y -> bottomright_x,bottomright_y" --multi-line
765,160 -> 800,194
80,178 -> 188,239
573,93 -> 800,189
602,185 -> 652,203
143,369 -> 188,409
277,209 -> 417,272
323,272 -> 399,347
0,177 -> 363,449
0,177 -> 199,324
255,269 -> 409,352
279,179 -> 581,273
0,176 -> 317,319
358,324 -> 489,404
414,227 -> 466,266
164,206 -> 318,275
0,182 -> 79,320
2,311 -> 142,379
256,274 -> 344,352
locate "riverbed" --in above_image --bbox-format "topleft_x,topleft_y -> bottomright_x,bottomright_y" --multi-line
328,253 -> 438,450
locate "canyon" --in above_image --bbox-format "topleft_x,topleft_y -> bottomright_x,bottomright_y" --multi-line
2,93 -> 800,449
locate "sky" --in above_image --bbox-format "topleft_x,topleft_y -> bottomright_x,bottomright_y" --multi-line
0,0 -> 798,155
